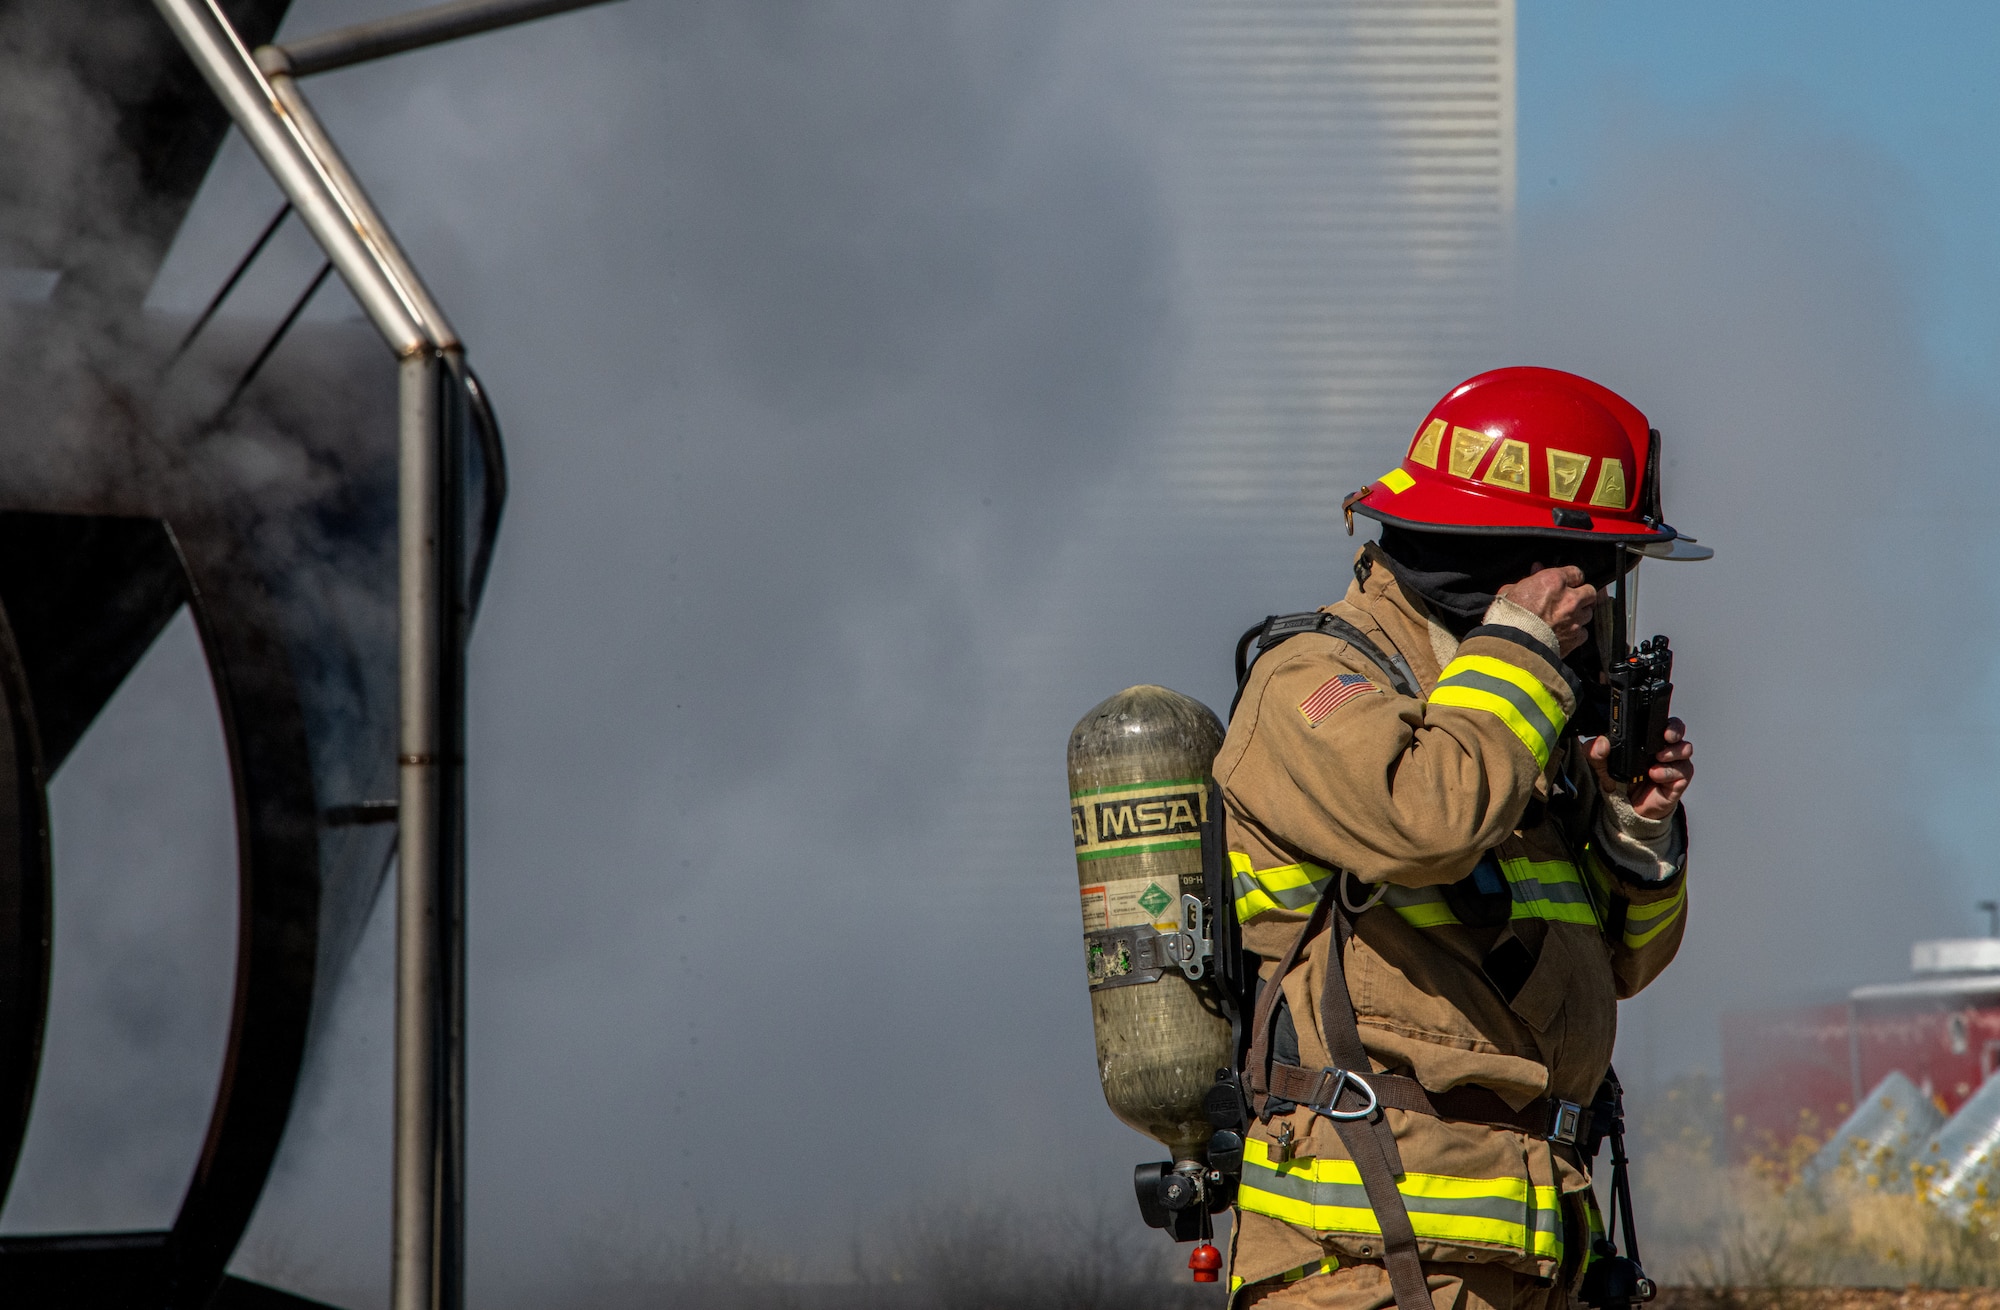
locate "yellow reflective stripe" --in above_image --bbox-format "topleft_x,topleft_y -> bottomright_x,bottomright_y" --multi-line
1383,864 -> 1601,930
1245,1138 -> 1499,1188
1239,1139 -> 1563,1257
1577,845 -> 1687,948
1443,654 -> 1566,728
1234,881 -> 1273,917
1396,900 -> 1462,929
1500,857 -> 1583,887
1230,851 -> 1273,920
1428,684 -> 1555,770
1237,1184 -> 1558,1254
1236,889 -> 1280,920
1583,847 -> 1616,899
1230,851 -> 1279,921
1232,853 -> 1333,923
1236,1185 -> 1363,1235
1282,1256 -> 1338,1283
1624,881 -> 1684,922
1432,653 -> 1568,770
1258,864 -> 1327,893
1622,880 -> 1686,949
1522,901 -> 1599,926
1498,856 -> 1600,927
1532,1190 -> 1562,1258
1381,885 -> 1460,928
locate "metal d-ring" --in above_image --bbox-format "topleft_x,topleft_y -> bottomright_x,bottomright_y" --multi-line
1338,870 -> 1387,915
1310,1067 -> 1379,1122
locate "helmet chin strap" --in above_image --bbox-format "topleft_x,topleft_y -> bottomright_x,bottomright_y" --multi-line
1622,548 -> 1641,655
1597,545 -> 1636,662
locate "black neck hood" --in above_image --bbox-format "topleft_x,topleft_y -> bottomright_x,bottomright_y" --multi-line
1372,526 -> 1626,637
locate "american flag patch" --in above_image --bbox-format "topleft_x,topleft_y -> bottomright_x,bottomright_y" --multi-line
1298,674 -> 1376,726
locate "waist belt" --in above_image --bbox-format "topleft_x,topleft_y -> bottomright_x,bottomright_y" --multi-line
1264,1063 -> 1592,1147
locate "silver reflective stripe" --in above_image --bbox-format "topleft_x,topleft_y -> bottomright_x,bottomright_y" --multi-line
1261,876 -> 1330,911
1507,873 -> 1592,909
1531,1192 -> 1564,1252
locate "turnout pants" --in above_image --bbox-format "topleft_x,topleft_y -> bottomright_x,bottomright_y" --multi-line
1238,1261 -> 1572,1310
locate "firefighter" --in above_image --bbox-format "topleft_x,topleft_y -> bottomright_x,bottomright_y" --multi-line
1220,366 -> 1699,1309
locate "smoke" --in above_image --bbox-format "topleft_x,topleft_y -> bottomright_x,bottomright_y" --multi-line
216,0 -> 1203,1300
1,0 -> 1991,1306
0,0 -> 402,1252
0,3 -> 160,300
1497,98 -> 1995,1085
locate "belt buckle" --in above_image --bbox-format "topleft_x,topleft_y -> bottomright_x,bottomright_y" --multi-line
1546,1099 -> 1584,1146
1307,1067 -> 1379,1122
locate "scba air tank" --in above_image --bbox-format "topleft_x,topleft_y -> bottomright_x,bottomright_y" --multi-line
1067,686 -> 1233,1165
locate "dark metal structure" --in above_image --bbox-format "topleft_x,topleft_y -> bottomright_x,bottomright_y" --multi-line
0,405 -> 413,1309
0,0 -> 603,1304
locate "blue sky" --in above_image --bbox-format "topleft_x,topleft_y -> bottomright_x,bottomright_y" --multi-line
1512,4 -> 2000,1057
1522,0 -> 2000,394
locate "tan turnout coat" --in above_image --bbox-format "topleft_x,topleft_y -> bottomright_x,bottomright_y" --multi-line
1217,545 -> 1687,1295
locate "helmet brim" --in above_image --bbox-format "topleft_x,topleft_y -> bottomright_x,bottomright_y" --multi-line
1349,483 -> 1676,547
1635,537 -> 1714,561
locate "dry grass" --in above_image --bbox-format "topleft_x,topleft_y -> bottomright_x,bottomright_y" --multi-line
542,1076 -> 2000,1308
1655,1290 -> 2000,1310
1629,1076 -> 2000,1294
551,1200 -> 1224,1310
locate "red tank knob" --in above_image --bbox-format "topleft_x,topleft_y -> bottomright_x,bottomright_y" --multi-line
1189,1243 -> 1222,1283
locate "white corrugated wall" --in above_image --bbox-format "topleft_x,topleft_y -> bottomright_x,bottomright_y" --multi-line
1163,0 -> 1516,541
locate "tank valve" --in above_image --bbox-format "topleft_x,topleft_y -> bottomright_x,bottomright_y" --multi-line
1157,1166 -> 1204,1212
1134,1160 -> 1218,1241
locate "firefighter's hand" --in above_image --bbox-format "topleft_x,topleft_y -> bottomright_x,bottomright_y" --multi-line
1495,564 -> 1601,655
1587,718 -> 1692,821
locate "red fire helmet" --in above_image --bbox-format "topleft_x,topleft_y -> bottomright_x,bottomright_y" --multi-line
1345,366 -> 1711,560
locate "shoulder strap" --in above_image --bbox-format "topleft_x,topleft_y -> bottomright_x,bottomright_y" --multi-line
1230,610 -> 1419,717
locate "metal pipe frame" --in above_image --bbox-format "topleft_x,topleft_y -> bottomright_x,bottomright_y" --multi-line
172,200 -> 291,360
262,70 -> 458,350
396,352 -> 448,1310
227,258 -> 333,407
259,0 -> 622,78
148,3 -> 473,1307
149,0 -> 433,356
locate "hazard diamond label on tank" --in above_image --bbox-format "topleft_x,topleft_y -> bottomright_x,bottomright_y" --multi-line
1086,877 -> 1186,930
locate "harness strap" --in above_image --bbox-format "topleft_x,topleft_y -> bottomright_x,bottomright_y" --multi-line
1263,1065 -> 1593,1145
1245,882 -> 1327,1109
1318,906 -> 1405,1179
1318,903 -> 1430,1310
1336,1109 -> 1431,1310
1247,888 -> 1431,1310
1231,609 -> 1419,715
